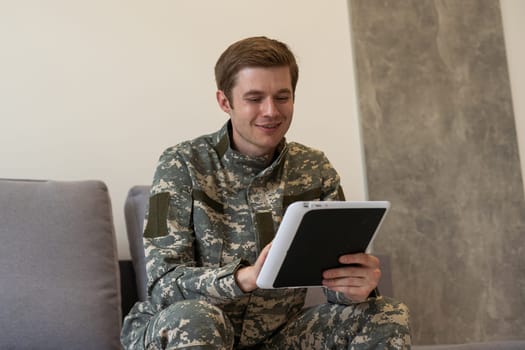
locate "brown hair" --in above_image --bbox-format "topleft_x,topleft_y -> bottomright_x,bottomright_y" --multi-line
214,36 -> 299,106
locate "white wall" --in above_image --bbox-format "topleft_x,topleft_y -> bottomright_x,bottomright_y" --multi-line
1,1 -> 523,259
0,1 -> 366,259
501,0 -> 525,196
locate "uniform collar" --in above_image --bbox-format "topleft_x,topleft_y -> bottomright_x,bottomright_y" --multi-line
215,120 -> 288,171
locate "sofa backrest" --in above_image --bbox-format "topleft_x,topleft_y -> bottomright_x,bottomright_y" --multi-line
0,179 -> 122,350
124,185 -> 150,301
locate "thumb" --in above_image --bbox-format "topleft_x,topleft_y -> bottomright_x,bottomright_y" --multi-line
254,242 -> 272,271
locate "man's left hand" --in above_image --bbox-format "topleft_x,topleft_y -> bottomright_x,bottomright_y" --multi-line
322,253 -> 381,302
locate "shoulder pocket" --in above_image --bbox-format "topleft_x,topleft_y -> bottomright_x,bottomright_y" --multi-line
144,192 -> 170,238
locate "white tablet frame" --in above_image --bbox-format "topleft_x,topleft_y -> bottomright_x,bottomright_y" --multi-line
256,200 -> 390,289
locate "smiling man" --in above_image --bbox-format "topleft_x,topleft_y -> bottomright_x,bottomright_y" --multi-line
121,36 -> 411,349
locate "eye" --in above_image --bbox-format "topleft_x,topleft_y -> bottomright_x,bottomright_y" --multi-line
244,95 -> 262,103
275,95 -> 291,103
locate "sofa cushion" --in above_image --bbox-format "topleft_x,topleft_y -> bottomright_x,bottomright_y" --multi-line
0,179 -> 122,350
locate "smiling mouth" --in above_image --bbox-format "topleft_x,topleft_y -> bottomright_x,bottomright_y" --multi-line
256,122 -> 281,129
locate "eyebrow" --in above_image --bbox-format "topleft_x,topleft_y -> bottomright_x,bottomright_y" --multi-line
242,88 -> 292,97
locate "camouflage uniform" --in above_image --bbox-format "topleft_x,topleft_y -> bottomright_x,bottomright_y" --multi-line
121,121 -> 410,349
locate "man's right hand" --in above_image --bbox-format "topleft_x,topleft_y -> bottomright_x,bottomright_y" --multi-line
234,242 -> 272,292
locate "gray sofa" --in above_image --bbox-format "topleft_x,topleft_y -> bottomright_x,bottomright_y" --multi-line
2,178 -> 522,349
0,179 -> 122,350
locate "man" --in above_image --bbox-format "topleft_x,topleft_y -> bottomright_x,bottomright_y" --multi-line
122,36 -> 410,349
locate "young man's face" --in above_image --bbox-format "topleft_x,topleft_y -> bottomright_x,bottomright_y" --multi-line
216,66 -> 294,159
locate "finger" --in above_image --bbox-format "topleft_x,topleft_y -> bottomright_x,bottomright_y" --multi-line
323,265 -> 367,280
339,253 -> 379,268
254,242 -> 273,270
323,266 -> 381,287
260,242 -> 272,260
322,276 -> 366,288
323,276 -> 376,302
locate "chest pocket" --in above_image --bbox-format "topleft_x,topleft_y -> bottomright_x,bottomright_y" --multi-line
191,188 -> 225,267
192,188 -> 224,214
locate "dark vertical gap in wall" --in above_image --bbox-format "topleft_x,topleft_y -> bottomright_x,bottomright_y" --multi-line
350,0 -> 525,345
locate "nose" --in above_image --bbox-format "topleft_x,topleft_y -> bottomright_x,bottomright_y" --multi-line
262,98 -> 279,117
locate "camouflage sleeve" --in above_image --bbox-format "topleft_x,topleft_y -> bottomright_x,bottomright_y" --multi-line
143,148 -> 246,309
318,152 -> 346,202
319,153 -> 345,201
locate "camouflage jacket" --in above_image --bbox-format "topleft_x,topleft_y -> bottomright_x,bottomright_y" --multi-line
143,121 -> 347,347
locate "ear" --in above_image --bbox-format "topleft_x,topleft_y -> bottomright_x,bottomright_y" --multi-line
216,90 -> 232,114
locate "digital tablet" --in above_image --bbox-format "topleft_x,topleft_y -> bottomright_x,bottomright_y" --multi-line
256,201 -> 390,289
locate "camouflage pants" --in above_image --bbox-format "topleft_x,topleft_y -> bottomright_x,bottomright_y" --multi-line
122,296 -> 410,350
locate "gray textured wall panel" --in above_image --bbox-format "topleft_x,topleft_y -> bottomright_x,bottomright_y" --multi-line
350,0 -> 525,345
